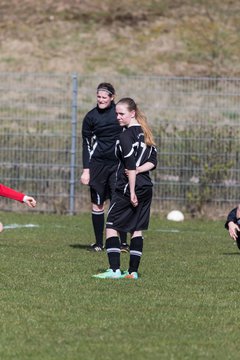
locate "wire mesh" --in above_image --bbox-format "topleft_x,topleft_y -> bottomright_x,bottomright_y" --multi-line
0,74 -> 239,216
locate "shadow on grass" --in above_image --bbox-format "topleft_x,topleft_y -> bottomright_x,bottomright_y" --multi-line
69,244 -> 91,250
222,252 -> 240,255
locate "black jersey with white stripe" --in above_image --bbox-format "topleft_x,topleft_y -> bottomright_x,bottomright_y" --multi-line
115,125 -> 157,197
82,102 -> 122,168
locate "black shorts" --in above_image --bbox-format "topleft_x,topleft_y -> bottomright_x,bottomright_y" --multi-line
89,162 -> 117,205
106,188 -> 153,233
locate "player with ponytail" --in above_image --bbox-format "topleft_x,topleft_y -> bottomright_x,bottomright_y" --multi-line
93,98 -> 157,279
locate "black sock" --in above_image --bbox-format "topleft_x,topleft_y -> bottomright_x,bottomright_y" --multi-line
106,236 -> 121,271
119,231 -> 127,245
129,236 -> 143,273
91,210 -> 104,246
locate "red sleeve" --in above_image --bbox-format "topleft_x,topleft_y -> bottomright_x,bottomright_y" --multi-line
0,184 -> 25,202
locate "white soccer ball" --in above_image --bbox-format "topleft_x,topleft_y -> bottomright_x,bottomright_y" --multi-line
167,210 -> 184,222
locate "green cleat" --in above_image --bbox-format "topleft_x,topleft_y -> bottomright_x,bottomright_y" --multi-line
92,269 -> 122,279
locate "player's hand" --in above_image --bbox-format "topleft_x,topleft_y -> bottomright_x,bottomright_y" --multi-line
228,221 -> 239,241
130,193 -> 138,207
23,196 -> 37,208
81,169 -> 90,185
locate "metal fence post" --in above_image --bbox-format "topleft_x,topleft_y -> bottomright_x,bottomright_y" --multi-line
69,73 -> 78,215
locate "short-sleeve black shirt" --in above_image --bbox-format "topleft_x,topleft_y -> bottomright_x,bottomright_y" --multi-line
115,125 -> 157,198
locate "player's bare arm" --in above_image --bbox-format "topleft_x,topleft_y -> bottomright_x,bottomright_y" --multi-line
228,221 -> 240,241
128,170 -> 138,207
125,161 -> 155,176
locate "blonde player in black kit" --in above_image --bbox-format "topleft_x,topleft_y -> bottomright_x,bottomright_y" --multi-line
81,83 -> 128,252
93,98 -> 157,279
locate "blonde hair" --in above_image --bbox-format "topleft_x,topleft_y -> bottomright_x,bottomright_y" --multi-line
117,98 -> 155,146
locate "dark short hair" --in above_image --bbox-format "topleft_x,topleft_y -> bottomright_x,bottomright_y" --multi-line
97,83 -> 115,96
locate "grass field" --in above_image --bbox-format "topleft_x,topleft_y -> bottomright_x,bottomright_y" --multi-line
0,211 -> 239,359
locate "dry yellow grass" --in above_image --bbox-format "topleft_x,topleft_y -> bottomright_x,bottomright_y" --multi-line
0,0 -> 239,75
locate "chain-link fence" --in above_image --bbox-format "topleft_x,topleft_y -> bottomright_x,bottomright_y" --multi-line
0,74 -> 239,216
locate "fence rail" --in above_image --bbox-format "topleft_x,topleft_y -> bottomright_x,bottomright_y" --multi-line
0,74 -> 239,217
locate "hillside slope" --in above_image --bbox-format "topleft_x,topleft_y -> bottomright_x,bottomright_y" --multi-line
0,0 -> 239,76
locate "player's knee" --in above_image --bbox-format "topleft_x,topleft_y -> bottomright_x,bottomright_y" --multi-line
92,203 -> 104,212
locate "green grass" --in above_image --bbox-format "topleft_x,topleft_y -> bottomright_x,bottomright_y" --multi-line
0,211 -> 239,359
